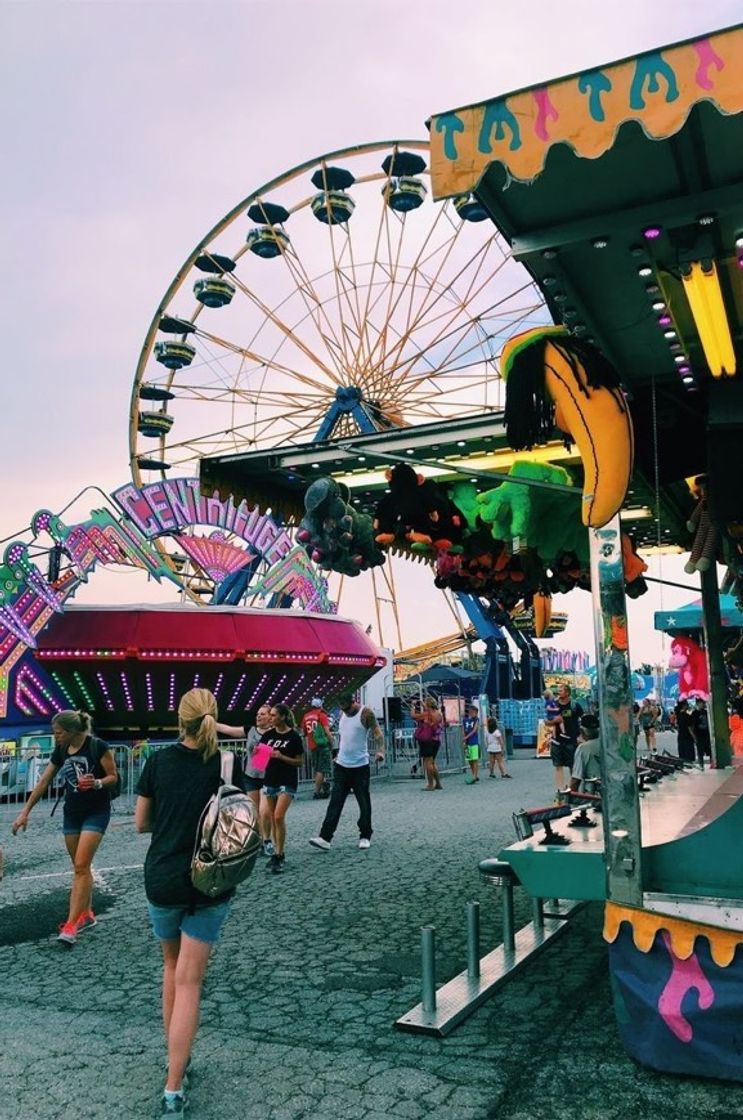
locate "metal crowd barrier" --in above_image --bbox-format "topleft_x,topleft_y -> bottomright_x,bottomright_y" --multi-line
0,731 -> 397,818
388,726 -> 467,780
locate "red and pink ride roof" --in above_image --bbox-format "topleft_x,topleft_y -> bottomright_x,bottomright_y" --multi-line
35,605 -> 383,730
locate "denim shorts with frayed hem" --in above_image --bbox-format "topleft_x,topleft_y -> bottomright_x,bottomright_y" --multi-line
261,784 -> 296,799
62,807 -> 111,836
147,899 -> 232,944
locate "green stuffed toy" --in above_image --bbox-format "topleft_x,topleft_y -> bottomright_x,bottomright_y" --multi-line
448,481 -> 481,533
477,460 -> 587,566
450,481 -> 481,534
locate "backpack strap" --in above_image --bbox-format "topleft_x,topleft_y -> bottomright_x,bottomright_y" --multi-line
220,750 -> 234,786
50,741 -> 68,817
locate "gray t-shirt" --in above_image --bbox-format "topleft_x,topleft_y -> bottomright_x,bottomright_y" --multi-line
572,737 -> 601,789
244,725 -> 267,779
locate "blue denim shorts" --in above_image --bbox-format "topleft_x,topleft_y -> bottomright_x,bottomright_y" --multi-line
147,899 -> 232,945
62,806 -> 111,836
261,785 -> 296,800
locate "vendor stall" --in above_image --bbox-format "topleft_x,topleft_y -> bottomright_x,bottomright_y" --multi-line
426,21 -> 743,1080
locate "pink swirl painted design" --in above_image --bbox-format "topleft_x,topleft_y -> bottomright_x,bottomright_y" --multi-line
658,931 -> 715,1043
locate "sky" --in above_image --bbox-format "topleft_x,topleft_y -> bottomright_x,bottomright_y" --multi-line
2,0 -> 739,669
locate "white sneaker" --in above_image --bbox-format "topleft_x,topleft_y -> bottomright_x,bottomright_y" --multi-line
358,838 -> 371,850
309,836 -> 331,851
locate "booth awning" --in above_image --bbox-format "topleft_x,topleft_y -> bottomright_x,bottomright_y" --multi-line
429,26 -> 743,197
655,593 -> 743,633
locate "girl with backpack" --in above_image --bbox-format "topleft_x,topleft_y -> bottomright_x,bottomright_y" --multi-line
11,709 -> 118,946
135,688 -> 247,1117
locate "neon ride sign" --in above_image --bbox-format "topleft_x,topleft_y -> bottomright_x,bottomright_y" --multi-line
110,478 -> 333,612
0,476 -> 334,718
112,478 -> 293,564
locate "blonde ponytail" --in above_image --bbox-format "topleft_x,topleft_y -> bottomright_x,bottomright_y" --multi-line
178,688 -> 219,762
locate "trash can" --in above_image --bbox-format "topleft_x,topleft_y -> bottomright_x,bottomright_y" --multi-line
504,728 -> 514,759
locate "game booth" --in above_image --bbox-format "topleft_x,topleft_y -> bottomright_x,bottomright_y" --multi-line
399,21 -> 743,1081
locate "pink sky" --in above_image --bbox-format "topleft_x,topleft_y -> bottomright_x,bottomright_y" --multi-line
2,1 -> 737,668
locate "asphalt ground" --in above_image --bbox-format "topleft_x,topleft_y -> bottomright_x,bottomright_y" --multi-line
2,734 -> 743,1120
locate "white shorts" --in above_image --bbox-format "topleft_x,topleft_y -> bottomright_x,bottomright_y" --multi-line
486,746 -> 503,754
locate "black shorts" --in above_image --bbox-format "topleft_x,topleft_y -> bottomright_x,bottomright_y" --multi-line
418,742 -> 440,760
550,738 -> 575,768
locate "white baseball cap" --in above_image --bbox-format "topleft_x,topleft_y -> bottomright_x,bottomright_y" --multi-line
311,697 -> 323,707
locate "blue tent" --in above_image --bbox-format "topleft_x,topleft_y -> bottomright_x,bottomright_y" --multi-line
587,665 -> 678,705
655,594 -> 743,634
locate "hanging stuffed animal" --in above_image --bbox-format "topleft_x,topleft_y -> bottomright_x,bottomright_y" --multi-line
532,591 -> 553,637
500,326 -> 633,528
684,475 -> 719,574
622,532 -> 648,598
373,463 -> 462,551
668,635 -> 710,700
476,460 -> 585,565
549,550 -> 591,594
449,481 -> 481,534
297,477 -> 385,576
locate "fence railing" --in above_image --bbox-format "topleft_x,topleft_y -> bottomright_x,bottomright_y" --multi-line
0,735 -> 399,816
388,727 -> 467,780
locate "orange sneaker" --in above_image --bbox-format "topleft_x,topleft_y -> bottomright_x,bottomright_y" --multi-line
76,911 -> 97,934
56,922 -> 77,947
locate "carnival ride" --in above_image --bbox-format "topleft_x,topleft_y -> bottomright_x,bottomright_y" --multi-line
0,487 -> 385,731
127,138 -> 588,697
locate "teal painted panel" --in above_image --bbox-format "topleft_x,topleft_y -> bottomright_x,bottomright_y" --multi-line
500,844 -> 606,901
645,793 -> 743,898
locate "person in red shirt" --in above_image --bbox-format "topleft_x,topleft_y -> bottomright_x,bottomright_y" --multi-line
300,698 -> 334,800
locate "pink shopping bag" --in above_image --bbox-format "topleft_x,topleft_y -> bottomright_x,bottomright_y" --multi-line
249,742 -> 273,773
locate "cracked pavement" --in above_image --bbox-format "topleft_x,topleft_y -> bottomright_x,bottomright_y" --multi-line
2,742 -> 743,1120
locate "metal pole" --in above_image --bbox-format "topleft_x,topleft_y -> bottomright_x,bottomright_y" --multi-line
421,927 -> 437,1012
589,516 -> 643,907
532,896 -> 544,932
502,880 -> 515,952
466,901 -> 481,979
700,564 -> 732,768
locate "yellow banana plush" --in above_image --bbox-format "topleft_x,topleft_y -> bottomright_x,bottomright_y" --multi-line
501,326 -> 633,528
533,591 -> 552,638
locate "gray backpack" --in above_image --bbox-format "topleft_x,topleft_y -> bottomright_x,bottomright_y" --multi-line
190,752 -> 261,898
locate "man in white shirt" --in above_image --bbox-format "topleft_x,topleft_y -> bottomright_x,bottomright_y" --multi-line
309,693 -> 384,851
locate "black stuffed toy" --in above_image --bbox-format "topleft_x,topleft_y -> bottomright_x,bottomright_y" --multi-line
373,463 -> 462,551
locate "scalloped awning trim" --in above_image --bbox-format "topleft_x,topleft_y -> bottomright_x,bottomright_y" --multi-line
603,901 -> 743,967
430,27 -> 743,199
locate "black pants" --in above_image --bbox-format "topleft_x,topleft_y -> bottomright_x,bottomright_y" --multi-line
695,734 -> 711,765
320,762 -> 372,841
677,734 -> 695,763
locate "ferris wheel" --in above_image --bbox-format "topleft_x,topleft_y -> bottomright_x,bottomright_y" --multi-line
129,140 -> 549,649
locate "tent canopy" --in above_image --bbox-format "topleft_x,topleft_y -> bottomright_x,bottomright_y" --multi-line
418,663 -> 482,692
655,593 -> 743,633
